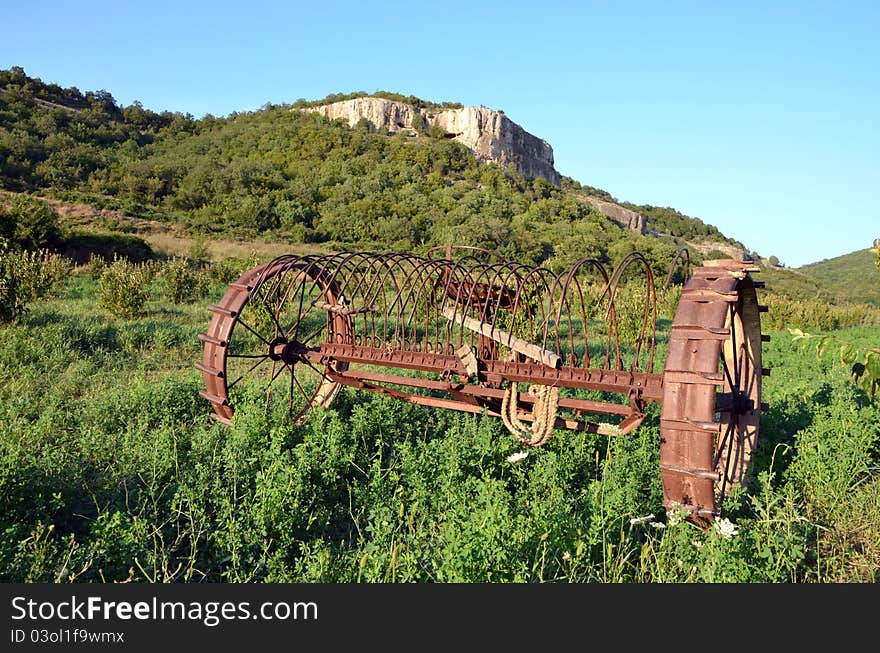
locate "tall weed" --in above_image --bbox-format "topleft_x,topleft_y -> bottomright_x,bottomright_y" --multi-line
97,257 -> 151,318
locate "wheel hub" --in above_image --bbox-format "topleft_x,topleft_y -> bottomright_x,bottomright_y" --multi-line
268,336 -> 310,364
715,390 -> 754,415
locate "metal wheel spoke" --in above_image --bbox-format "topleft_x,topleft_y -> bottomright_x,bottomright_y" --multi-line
291,369 -> 313,404
299,356 -> 329,380
227,355 -> 271,390
228,353 -> 270,359
236,317 -> 271,347
288,366 -> 295,414
719,416 -> 737,502
726,304 -> 736,388
289,320 -> 325,346
721,355 -> 736,391
713,419 -> 735,469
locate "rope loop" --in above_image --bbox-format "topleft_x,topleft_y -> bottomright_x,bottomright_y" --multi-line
501,381 -> 559,447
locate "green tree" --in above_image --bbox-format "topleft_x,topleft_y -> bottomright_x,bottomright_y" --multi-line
411,112 -> 428,132
0,195 -> 61,251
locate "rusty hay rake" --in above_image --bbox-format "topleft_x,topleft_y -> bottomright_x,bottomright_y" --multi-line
197,245 -> 767,523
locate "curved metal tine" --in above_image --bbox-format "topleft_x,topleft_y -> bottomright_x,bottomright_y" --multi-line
319,252 -> 375,346
440,260 -> 480,352
384,255 -> 436,351
396,257 -> 446,352
498,263 -> 554,359
561,259 -> 608,368
404,260 -> 446,350
603,265 -> 626,371
289,253 -> 357,345
370,254 -> 412,348
605,251 -> 658,373
521,265 -> 558,354
548,268 -> 581,367
563,258 -> 611,368
417,257 -> 456,354
468,262 -> 510,324
662,247 -> 691,295
350,255 -> 387,348
555,272 -> 583,367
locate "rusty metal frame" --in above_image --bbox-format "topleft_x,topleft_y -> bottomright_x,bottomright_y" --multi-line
198,246 -> 765,523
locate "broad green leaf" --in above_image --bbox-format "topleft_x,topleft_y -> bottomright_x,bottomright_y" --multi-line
866,352 -> 880,379
816,335 -> 831,360
840,343 -> 859,365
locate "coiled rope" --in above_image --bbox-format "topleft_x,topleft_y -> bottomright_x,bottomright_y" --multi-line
501,382 -> 559,447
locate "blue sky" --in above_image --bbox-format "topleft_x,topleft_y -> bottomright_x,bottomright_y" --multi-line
3,0 -> 878,266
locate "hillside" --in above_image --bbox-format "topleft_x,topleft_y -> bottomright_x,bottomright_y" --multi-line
799,248 -> 880,305
0,66 -> 742,275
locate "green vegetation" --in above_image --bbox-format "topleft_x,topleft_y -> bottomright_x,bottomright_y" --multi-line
1,67 -> 727,278
1,67 -> 878,584
621,202 -> 739,245
0,268 -> 877,582
97,257 -> 152,318
798,248 -> 880,306
0,249 -> 70,322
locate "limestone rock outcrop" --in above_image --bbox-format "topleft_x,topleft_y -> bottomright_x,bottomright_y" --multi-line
309,98 -> 419,135
305,98 -> 559,185
583,196 -> 646,233
429,106 -> 559,185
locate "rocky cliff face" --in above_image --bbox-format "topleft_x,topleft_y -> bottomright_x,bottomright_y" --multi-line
305,98 -> 560,185
583,196 -> 646,233
309,98 -> 420,135
430,106 -> 559,185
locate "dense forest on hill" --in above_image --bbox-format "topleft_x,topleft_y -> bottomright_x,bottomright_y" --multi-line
1,66 -> 738,273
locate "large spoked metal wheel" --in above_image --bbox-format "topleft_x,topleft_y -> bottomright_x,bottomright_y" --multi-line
660,259 -> 765,523
198,257 -> 351,426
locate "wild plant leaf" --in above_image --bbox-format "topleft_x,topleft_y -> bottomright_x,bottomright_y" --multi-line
839,343 -> 859,365
866,352 -> 880,379
816,335 -> 831,360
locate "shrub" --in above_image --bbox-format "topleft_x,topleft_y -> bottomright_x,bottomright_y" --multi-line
188,235 -> 211,268
0,249 -> 72,322
85,253 -> 107,280
762,295 -> 880,331
12,250 -> 72,301
59,230 -> 153,265
0,195 -> 62,251
0,255 -> 26,323
98,257 -> 150,318
158,257 -> 208,304
204,253 -> 262,286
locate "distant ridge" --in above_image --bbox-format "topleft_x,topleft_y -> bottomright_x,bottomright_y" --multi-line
798,248 -> 880,306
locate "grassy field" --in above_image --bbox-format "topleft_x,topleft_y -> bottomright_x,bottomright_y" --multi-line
1,271 -> 878,583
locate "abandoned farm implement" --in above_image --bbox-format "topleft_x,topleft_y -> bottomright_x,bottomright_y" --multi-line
197,245 -> 767,523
